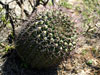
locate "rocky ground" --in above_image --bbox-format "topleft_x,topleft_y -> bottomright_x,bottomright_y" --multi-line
0,0 -> 100,75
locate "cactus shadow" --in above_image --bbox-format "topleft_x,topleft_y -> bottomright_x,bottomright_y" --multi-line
1,50 -> 58,75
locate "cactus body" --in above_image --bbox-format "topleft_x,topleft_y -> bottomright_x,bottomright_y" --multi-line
15,9 -> 77,69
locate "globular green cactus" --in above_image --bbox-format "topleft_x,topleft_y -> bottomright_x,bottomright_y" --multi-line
15,9 -> 77,69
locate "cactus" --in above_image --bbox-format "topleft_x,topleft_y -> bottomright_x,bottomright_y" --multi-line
15,9 -> 77,69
